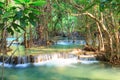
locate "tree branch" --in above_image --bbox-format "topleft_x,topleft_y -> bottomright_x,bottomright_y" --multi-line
71,12 -> 100,24
70,12 -> 108,32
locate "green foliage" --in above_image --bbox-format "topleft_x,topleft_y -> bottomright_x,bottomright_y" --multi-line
0,0 -> 119,37
75,0 -> 89,5
14,0 -> 30,4
14,0 -> 46,7
0,2 -> 4,15
0,0 -> 46,35
99,0 -> 120,13
29,0 -> 46,6
82,2 -> 96,12
0,2 -> 4,8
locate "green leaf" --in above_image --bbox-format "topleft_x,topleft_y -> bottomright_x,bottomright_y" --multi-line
0,10 -> 2,14
29,8 -> 41,15
0,23 -> 4,29
7,27 -> 14,35
14,22 -> 25,31
14,10 -> 23,20
20,16 -> 29,27
29,12 -> 36,19
0,2 -> 4,8
12,23 -> 20,29
29,1 -> 46,6
19,26 -> 25,31
3,9 -> 15,19
20,19 -> 26,27
99,3 -> 105,11
76,0 -> 88,5
12,23 -> 21,32
24,0 -> 30,3
14,0 -> 24,4
14,0 -> 30,4
29,18 -> 36,27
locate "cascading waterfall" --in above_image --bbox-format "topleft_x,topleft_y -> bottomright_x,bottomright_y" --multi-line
0,53 -> 98,68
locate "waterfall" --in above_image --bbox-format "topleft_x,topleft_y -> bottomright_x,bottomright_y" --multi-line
78,55 -> 98,64
0,53 -> 98,68
56,40 -> 86,45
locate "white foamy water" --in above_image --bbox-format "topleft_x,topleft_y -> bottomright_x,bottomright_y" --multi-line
56,40 -> 86,45
79,61 -> 99,64
78,55 -> 98,64
0,54 -> 99,68
0,62 -> 13,68
15,63 -> 30,68
33,57 -> 78,67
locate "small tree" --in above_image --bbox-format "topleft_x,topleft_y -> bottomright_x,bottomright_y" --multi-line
0,0 -> 46,80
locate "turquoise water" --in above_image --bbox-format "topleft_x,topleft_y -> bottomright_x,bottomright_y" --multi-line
0,62 -> 120,80
8,40 -> 84,56
3,39 -> 120,80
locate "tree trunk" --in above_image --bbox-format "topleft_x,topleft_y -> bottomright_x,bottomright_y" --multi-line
1,27 -> 7,80
100,20 -> 113,56
85,24 -> 91,45
96,22 -> 105,51
1,30 -> 7,54
29,25 -> 33,48
110,12 -> 120,54
100,12 -> 113,55
24,28 -> 28,48
114,31 -> 120,54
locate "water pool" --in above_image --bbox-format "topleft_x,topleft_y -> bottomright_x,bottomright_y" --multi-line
0,61 -> 120,80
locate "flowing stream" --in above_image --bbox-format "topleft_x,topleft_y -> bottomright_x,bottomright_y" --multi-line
1,39 -> 120,80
